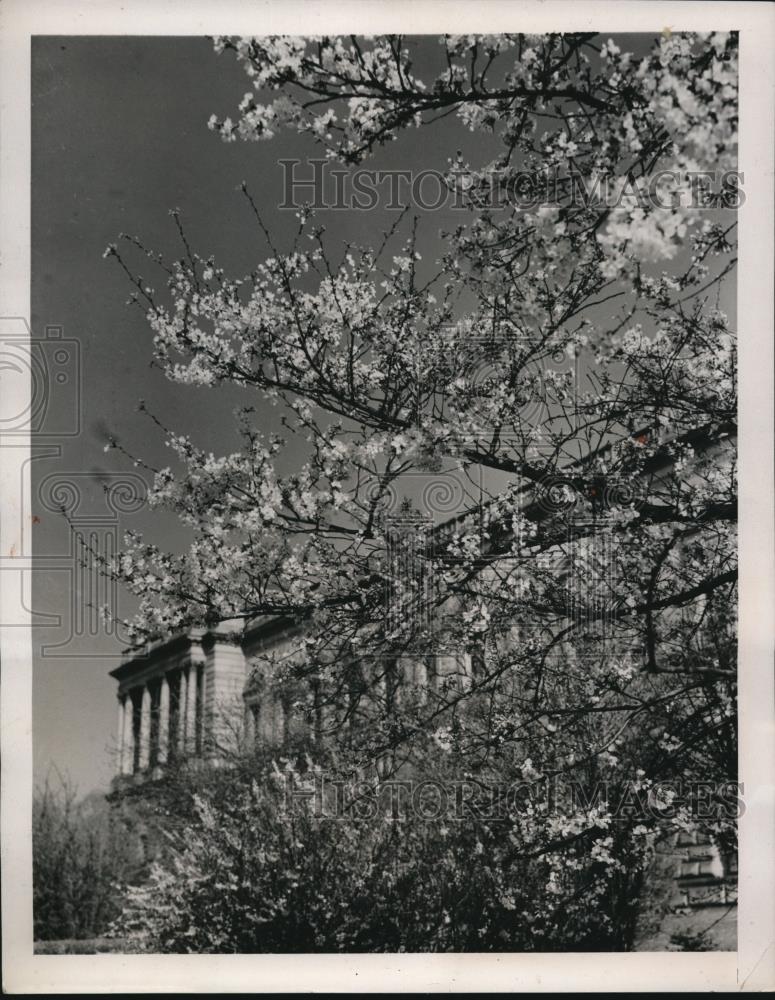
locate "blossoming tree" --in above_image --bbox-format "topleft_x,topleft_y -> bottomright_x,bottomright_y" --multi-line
104,33 -> 738,948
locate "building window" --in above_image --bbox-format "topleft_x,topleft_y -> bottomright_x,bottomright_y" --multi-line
250,702 -> 260,745
469,639 -> 487,682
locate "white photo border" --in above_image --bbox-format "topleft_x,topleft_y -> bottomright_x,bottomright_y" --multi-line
1,0 -> 772,992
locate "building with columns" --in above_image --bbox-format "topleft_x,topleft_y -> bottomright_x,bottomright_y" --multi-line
111,427 -> 736,785
109,428 -> 737,947
110,614 -> 479,786
110,597 -> 738,950
110,615 -> 307,785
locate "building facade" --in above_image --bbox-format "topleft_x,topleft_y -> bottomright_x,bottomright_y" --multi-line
110,429 -> 737,948
110,616 -> 306,784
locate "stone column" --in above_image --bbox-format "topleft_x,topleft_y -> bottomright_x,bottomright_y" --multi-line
244,702 -> 255,749
257,694 -> 281,745
371,657 -> 387,713
158,673 -> 170,765
139,684 -> 151,771
184,663 -> 197,755
385,658 -> 401,711
410,656 -> 428,705
175,670 -> 185,756
124,695 -> 134,774
196,664 -> 206,755
178,667 -> 188,755
310,680 -> 324,746
116,696 -> 126,776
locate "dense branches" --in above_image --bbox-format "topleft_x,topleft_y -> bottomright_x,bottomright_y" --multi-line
99,32 -> 738,950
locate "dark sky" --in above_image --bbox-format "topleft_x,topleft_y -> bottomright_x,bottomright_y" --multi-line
31,33 -> 728,795
31,34 -> 507,793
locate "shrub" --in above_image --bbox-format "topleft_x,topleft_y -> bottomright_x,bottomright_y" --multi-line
33,774 -> 135,941
115,758 -> 647,953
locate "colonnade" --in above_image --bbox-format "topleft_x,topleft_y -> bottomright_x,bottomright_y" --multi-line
116,662 -> 204,775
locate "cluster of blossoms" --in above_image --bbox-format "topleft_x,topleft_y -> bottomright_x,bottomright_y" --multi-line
209,33 -> 736,288
208,36 -> 425,162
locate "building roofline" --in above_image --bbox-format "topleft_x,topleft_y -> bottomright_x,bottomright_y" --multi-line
109,630 -> 203,680
112,614 -> 300,674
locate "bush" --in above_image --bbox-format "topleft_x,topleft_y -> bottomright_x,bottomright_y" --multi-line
33,774 -> 135,941
115,757 -> 647,953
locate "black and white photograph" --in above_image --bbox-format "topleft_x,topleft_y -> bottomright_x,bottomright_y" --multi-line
1,1 -> 773,993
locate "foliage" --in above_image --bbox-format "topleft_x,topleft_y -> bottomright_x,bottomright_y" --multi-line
116,754 -> 658,953
32,774 -> 136,941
